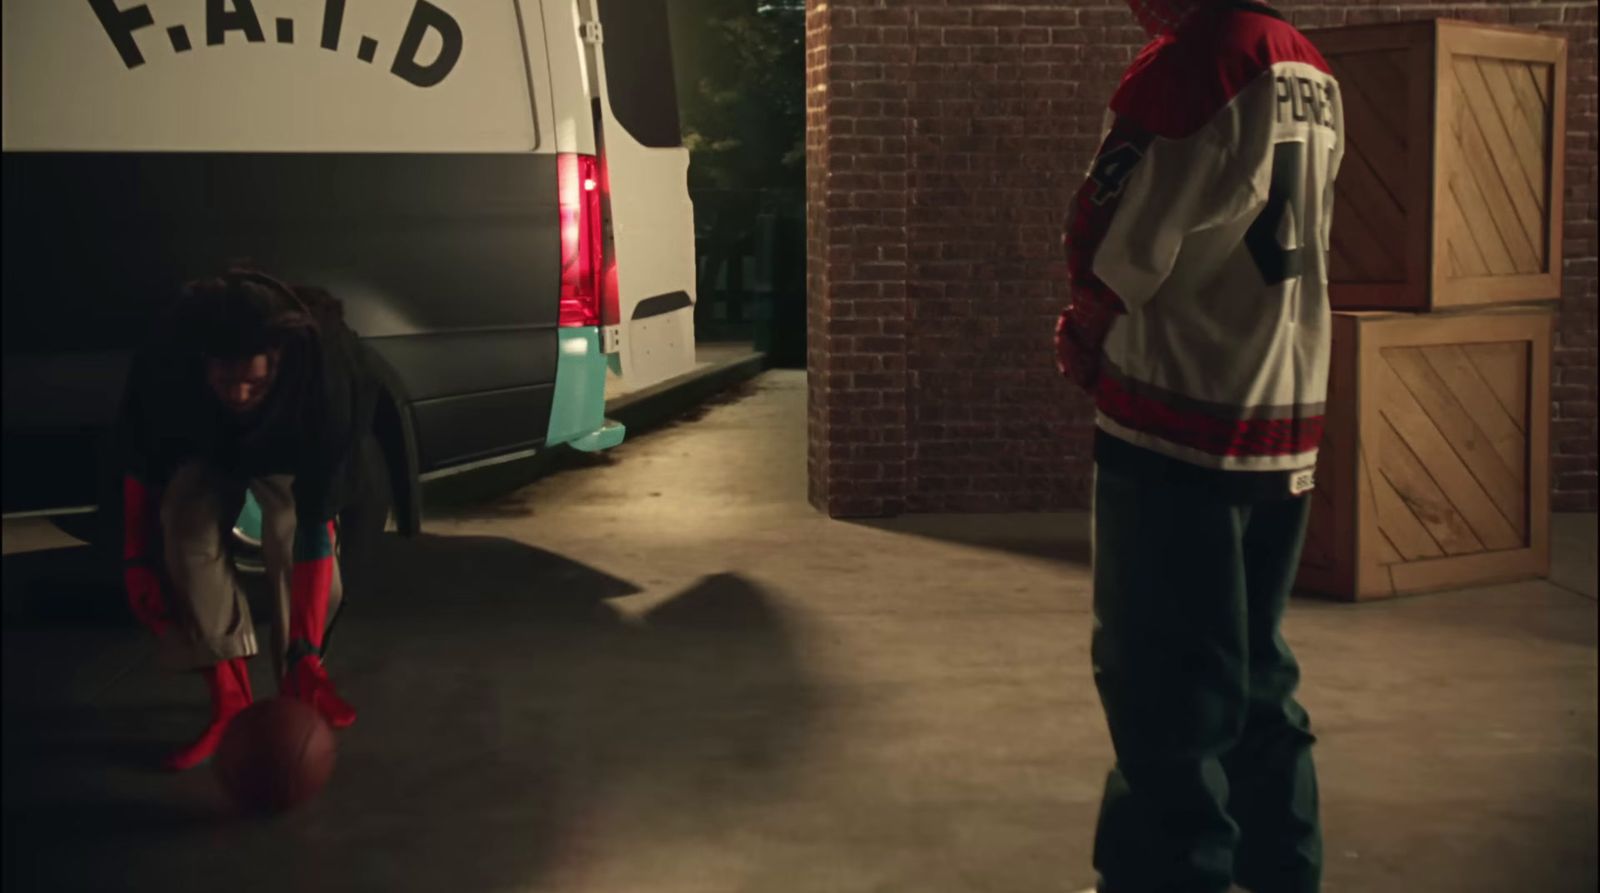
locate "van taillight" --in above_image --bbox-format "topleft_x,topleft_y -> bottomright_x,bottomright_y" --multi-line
558,153 -> 602,328
598,158 -> 620,329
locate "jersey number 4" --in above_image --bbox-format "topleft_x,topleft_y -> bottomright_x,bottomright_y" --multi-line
1247,142 -> 1307,285
1089,142 -> 1144,206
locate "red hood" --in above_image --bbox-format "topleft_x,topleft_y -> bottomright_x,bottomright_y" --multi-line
1126,0 -> 1217,36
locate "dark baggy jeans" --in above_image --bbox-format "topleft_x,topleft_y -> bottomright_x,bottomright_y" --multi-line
1090,462 -> 1322,893
153,434 -> 388,680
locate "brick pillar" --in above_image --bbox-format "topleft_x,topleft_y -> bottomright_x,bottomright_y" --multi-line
807,1 -> 912,518
807,1 -> 1111,518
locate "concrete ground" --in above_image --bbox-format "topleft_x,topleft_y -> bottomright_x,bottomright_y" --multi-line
2,369 -> 1595,893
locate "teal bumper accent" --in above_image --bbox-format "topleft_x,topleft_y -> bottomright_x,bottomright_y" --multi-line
547,327 -> 626,451
569,419 -> 625,452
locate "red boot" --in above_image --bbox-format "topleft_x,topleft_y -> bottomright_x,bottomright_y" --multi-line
164,657 -> 253,771
283,522 -> 354,729
284,654 -> 356,729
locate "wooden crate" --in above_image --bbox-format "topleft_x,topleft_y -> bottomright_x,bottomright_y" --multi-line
1307,19 -> 1568,311
1297,308 -> 1552,600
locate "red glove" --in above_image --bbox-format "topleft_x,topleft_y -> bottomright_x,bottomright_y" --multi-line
122,475 -> 169,635
1055,301 -> 1117,391
124,563 -> 170,636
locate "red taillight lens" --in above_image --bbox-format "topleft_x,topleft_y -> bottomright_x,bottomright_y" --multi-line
598,159 -> 620,329
558,153 -> 603,327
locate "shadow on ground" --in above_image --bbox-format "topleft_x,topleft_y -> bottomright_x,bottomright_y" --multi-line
1,543 -> 128,628
852,513 -> 1093,567
3,531 -> 820,893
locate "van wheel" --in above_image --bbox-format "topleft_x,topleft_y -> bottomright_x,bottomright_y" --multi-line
230,534 -> 267,575
229,433 -> 393,583
228,497 -> 392,579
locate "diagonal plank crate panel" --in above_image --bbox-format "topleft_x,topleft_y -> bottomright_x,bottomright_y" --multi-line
1376,411 -> 1491,556
1307,19 -> 1567,311
1326,49 -> 1412,284
1297,308 -> 1552,600
1447,57 -> 1548,275
1380,345 -> 1526,539
1419,344 -> 1526,481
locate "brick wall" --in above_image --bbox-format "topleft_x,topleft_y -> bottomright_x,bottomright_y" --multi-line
807,0 -> 1599,517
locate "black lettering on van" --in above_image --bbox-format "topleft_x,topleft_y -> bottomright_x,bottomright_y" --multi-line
321,0 -> 345,51
390,1 -> 462,88
206,0 -> 265,46
88,0 -> 156,69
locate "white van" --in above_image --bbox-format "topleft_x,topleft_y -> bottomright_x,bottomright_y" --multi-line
1,0 -> 698,536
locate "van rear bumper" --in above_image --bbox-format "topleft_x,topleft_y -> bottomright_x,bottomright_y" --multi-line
569,420 -> 626,452
545,327 -> 625,452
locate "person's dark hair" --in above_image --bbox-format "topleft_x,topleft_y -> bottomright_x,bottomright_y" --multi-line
179,267 -> 337,360
290,283 -> 347,326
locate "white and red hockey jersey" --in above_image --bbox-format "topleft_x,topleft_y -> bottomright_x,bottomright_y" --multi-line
1057,0 -> 1345,501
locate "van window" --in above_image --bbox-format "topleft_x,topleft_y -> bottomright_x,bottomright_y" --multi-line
596,0 -> 682,149
2,0 -> 539,152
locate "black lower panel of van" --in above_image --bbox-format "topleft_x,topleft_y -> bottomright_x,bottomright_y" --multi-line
3,428 -> 106,513
411,383 -> 557,470
2,151 -> 564,512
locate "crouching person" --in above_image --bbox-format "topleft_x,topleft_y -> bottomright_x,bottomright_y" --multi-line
117,268 -> 381,770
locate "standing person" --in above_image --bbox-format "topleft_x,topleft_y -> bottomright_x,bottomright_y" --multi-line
1055,2 -> 1344,891
118,268 -> 383,770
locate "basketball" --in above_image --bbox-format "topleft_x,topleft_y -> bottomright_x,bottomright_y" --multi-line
214,697 -> 337,814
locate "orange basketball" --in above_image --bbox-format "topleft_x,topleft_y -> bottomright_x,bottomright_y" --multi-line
214,697 -> 337,814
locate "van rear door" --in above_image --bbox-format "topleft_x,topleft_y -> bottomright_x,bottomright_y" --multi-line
579,0 -> 697,390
